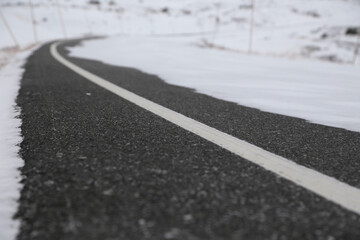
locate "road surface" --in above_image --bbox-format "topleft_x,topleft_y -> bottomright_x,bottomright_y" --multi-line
15,39 -> 360,240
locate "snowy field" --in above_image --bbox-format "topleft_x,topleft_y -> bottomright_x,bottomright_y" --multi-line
0,0 -> 360,64
69,36 -> 360,133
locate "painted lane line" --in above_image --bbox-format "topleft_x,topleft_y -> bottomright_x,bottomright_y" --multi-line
50,42 -> 360,215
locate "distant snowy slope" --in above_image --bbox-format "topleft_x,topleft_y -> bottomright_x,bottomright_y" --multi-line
69,36 -> 360,132
0,0 -> 359,63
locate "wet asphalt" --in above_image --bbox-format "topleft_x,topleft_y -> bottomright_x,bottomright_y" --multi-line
15,40 -> 360,240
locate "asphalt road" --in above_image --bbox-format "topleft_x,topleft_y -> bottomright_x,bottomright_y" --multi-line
15,40 -> 360,240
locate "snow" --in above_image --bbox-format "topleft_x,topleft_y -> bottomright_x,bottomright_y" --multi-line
1,0 -> 360,64
69,35 -> 360,132
0,46 -> 36,240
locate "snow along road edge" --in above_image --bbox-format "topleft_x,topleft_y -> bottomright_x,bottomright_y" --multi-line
51,41 -> 360,215
0,45 -> 38,240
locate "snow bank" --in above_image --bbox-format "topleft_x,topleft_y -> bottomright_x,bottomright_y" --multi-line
69,36 -> 360,132
0,46 -> 36,240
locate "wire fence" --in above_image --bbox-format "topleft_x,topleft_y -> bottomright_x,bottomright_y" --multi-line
0,0 -> 359,65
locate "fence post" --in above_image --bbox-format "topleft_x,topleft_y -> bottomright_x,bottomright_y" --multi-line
353,31 -> 360,65
29,0 -> 38,42
55,0 -> 67,38
248,0 -> 255,53
83,8 -> 92,35
211,3 -> 221,44
0,10 -> 19,47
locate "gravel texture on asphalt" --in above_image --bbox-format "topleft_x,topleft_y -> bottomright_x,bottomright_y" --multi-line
15,41 -> 360,240
61,41 -> 360,189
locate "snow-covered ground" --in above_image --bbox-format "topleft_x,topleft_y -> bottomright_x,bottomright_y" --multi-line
0,46 -> 36,240
69,35 -> 360,132
1,0 -> 360,64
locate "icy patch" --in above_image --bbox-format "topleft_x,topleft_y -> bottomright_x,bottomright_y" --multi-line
69,36 -> 360,132
0,46 -> 36,240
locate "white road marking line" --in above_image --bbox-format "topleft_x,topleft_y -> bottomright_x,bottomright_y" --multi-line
51,42 -> 360,215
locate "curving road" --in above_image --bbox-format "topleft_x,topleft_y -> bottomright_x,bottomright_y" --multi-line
15,39 -> 360,240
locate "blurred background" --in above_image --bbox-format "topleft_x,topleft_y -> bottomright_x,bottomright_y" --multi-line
1,0 -> 359,66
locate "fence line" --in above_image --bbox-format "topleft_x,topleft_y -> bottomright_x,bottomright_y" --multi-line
211,3 -> 221,44
0,10 -> 19,47
248,0 -> 255,53
83,8 -> 92,35
0,2 -> 359,66
55,0 -> 67,39
29,0 -> 38,43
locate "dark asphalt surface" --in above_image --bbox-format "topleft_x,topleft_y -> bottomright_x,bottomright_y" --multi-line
61,41 -> 360,189
15,40 -> 360,240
